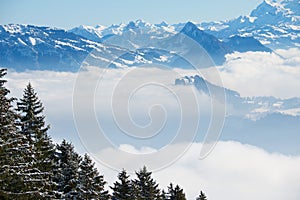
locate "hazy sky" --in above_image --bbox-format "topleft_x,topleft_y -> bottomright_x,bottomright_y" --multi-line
0,0 -> 263,29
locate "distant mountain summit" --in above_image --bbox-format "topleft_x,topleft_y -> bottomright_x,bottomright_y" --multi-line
200,0 -> 300,48
180,22 -> 231,65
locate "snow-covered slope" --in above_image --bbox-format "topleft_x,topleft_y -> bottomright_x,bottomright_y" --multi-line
69,25 -> 106,42
0,24 -> 91,71
0,22 -> 270,71
0,24 -> 180,71
198,0 -> 300,48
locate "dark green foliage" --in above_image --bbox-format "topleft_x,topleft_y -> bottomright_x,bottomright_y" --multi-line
161,190 -> 168,200
0,69 -> 42,199
17,83 -> 49,145
0,69 -> 17,142
17,83 -> 55,172
0,68 -> 18,198
167,183 -> 186,200
17,83 -> 56,198
54,139 -> 81,199
111,169 -> 133,200
79,153 -> 109,200
196,191 -> 207,200
133,166 -> 161,200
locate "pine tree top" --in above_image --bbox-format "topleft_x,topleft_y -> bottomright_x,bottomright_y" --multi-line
196,191 -> 207,200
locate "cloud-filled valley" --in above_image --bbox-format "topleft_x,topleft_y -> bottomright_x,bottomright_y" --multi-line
6,48 -> 300,152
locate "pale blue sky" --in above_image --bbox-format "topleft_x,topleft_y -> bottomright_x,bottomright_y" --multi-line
0,0 -> 263,29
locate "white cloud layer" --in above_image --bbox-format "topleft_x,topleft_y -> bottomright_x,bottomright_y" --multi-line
203,48 -> 300,99
6,67 -> 216,150
96,141 -> 300,200
4,49 -> 300,150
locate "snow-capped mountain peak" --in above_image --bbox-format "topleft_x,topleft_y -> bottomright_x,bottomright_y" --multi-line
251,0 -> 293,23
198,0 -> 300,48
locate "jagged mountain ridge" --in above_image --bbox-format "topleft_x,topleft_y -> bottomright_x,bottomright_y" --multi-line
70,0 -> 299,49
1,0 -> 297,71
0,24 -> 181,71
0,21 -> 270,71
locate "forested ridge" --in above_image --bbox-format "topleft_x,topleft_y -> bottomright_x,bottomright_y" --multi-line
0,68 -> 207,200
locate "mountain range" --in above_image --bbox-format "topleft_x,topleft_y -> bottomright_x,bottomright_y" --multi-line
71,0 -> 300,49
1,0 -> 299,71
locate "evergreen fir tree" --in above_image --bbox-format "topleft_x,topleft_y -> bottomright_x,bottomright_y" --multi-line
0,68 -> 16,146
111,169 -> 133,200
17,83 -> 56,198
133,166 -> 161,200
78,153 -> 109,200
54,140 -> 81,199
196,191 -> 207,200
0,68 -> 21,198
17,83 -> 55,170
0,69 -> 43,199
167,183 -> 186,200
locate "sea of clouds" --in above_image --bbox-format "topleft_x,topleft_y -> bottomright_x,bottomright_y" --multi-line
5,48 -> 300,199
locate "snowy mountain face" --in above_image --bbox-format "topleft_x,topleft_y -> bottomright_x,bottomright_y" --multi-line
199,0 -> 300,48
0,24 -> 181,71
69,25 -> 106,42
0,24 -> 101,71
0,21 -> 270,71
